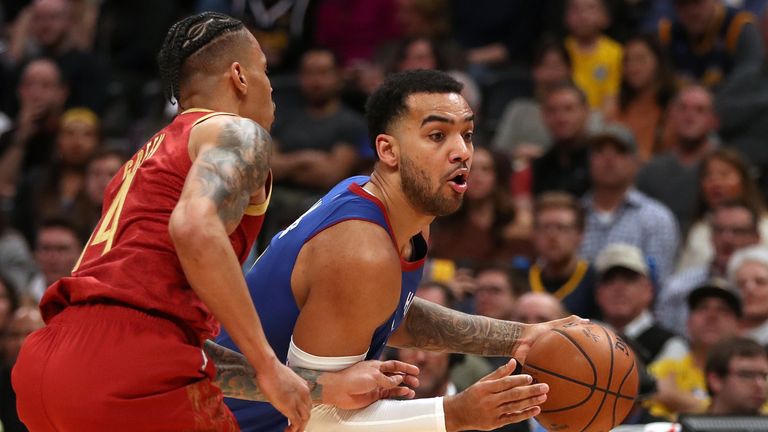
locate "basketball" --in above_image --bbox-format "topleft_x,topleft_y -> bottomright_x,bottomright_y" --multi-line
521,322 -> 639,432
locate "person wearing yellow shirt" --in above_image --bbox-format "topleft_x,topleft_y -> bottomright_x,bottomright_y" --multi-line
647,281 -> 741,420
564,0 -> 622,115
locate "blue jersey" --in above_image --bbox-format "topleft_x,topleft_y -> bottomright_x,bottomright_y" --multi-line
215,176 -> 427,432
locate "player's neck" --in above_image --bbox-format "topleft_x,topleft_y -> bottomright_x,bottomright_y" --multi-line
180,93 -> 239,116
365,171 -> 434,253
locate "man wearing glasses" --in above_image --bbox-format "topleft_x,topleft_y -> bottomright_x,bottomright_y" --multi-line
658,199 -> 761,335
705,336 -> 768,415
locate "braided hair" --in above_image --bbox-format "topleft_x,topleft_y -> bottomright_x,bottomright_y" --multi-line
158,12 -> 246,104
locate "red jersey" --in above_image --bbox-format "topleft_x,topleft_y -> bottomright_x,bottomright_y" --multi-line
39,109 -> 269,342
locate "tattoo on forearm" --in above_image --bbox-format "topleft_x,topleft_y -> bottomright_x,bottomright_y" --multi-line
397,298 -> 523,356
203,340 -> 325,403
204,340 -> 265,401
194,118 -> 271,226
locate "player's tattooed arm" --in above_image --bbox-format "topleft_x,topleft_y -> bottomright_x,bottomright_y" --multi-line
203,340 -> 324,402
192,117 -> 271,229
390,297 -> 524,357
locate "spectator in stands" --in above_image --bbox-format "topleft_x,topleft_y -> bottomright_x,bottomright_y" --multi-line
27,218 -> 82,302
658,200 -> 760,335
492,38 -> 574,160
314,0 -> 400,69
594,243 -> 676,365
195,0 -> 315,74
1,306 -> 44,432
76,146 -> 127,239
532,82 -> 592,197
8,0 -> 109,113
0,275 -> 19,334
529,192 -> 598,318
510,291 -> 567,324
727,246 -> 768,345
648,280 -> 741,420
473,262 -> 525,324
266,47 -> 367,240
564,0 -> 623,114
657,0 -> 762,89
637,85 -> 718,232
705,336 -> 768,416
0,212 -> 40,299
716,7 -> 768,198
614,34 -> 677,162
0,57 -> 67,200
678,148 -> 768,272
580,124 -> 679,279
388,37 -> 481,115
430,146 -> 531,263
12,107 -> 100,243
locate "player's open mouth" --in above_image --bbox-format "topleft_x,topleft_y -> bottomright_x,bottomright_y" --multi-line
447,169 -> 469,193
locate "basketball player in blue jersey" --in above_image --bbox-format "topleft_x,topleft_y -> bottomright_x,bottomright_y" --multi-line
214,69 -> 585,431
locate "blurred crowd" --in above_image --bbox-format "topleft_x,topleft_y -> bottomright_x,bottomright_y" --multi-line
3,0 -> 768,430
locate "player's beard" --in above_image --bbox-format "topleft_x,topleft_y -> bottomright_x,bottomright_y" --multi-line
400,154 -> 462,216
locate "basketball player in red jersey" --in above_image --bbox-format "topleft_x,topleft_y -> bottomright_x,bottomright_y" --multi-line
12,12 -> 417,432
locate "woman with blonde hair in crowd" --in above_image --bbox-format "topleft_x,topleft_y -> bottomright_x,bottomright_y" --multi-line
677,147 -> 768,271
728,245 -> 768,345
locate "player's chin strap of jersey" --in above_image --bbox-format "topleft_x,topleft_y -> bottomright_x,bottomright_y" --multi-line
288,338 -> 447,432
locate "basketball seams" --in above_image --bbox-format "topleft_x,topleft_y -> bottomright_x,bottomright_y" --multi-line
612,359 -> 638,427
552,328 -> 598,386
526,324 -> 639,432
578,326 -> 616,432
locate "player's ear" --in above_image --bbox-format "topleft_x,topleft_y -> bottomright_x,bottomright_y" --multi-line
376,134 -> 399,167
230,62 -> 247,96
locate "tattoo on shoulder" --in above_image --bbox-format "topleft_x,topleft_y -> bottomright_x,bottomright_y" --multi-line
400,298 -> 523,356
194,118 -> 272,225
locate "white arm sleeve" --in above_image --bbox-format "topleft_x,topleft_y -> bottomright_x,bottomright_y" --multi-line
287,338 -> 448,432
308,398 -> 446,432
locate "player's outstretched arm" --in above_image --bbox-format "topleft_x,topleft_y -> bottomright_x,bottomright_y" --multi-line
170,115 -> 309,431
203,340 -> 419,408
389,297 -> 585,362
307,359 -> 548,432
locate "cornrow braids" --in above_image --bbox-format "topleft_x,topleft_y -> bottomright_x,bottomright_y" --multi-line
158,12 -> 245,104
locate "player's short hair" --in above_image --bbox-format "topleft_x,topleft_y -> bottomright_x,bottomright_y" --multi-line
157,12 -> 248,103
534,191 -> 586,232
365,69 -> 463,159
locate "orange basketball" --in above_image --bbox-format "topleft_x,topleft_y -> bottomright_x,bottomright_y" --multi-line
521,322 -> 639,432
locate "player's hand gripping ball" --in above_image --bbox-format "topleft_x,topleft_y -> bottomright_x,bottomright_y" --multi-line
522,322 -> 639,432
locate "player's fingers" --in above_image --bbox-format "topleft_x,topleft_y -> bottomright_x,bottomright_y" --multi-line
480,373 -> 534,393
385,386 -> 416,399
401,374 -> 420,388
379,360 -> 420,377
499,406 -> 541,423
554,314 -> 589,326
496,392 -> 548,413
488,382 -> 548,407
480,359 -> 517,382
375,372 -> 404,389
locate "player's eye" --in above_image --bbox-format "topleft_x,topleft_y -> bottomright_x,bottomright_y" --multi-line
429,132 -> 445,142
